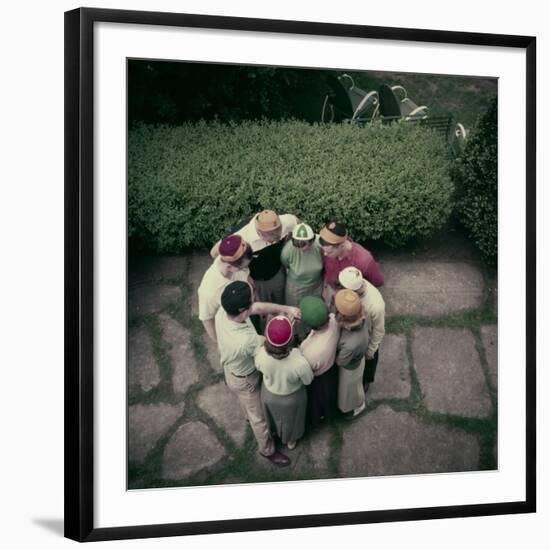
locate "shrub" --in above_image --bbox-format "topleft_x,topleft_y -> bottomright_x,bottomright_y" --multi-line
128,120 -> 454,253
452,97 -> 497,264
128,62 -> 334,125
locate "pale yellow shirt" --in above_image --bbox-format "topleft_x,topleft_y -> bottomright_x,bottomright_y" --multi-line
255,347 -> 314,395
214,309 -> 264,376
198,257 -> 249,321
299,313 -> 340,376
360,280 -> 386,357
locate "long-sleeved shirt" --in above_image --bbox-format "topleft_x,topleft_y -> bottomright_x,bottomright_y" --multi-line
322,238 -> 384,289
198,257 -> 249,321
215,309 -> 264,376
255,347 -> 314,395
299,313 -> 340,376
280,236 -> 323,287
336,320 -> 370,370
360,280 -> 386,358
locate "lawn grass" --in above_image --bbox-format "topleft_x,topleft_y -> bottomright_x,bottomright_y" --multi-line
348,70 -> 497,131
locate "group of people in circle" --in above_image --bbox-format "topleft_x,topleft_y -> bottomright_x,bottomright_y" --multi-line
198,210 -> 385,467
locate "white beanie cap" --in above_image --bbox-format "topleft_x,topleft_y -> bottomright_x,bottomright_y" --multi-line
338,266 -> 363,291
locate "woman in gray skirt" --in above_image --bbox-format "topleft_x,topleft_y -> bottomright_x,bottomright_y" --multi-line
255,316 -> 314,449
334,289 -> 370,418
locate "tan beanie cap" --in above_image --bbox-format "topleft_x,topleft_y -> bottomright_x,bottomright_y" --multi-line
334,289 -> 362,317
255,210 -> 281,232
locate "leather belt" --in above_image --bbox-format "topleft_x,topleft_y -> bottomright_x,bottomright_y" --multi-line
231,371 -> 253,378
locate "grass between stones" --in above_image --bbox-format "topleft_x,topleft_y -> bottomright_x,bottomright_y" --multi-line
386,308 -> 497,335
128,315 -> 176,407
327,422 -> 345,477
398,320 -> 497,472
128,260 -> 229,487
128,253 -> 498,489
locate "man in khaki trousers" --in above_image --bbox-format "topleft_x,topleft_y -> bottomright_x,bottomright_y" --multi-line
215,281 -> 301,466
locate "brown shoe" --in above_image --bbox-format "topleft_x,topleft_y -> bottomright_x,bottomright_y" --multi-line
265,450 -> 291,467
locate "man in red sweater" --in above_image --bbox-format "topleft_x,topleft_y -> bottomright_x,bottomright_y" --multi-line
319,221 -> 384,292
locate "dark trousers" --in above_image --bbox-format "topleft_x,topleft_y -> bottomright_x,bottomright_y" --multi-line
306,367 -> 338,429
363,349 -> 379,385
250,267 -> 286,334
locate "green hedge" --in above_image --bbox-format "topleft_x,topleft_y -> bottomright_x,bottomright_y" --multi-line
128,120 -> 454,252
452,97 -> 497,264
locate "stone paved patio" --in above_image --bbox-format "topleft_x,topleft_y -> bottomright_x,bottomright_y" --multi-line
127,243 -> 497,488
412,327 -> 492,418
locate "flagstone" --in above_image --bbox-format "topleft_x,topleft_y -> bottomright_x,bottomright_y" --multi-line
368,334 -> 410,401
128,402 -> 185,465
480,325 -> 498,391
127,237 -> 499,488
376,227 -> 479,263
412,327 -> 492,418
285,428 -> 333,476
340,405 -> 479,477
129,284 -> 181,317
162,421 -> 226,480
380,261 -> 484,317
203,333 -> 222,372
129,255 -> 188,285
487,273 -> 498,317
197,383 -> 247,447
159,313 -> 200,393
253,426 -> 333,477
128,325 -> 160,394
187,250 -> 215,316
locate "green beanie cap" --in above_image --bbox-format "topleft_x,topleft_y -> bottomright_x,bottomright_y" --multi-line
299,296 -> 328,330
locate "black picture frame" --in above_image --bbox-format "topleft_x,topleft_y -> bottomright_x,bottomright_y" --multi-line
64,7 -> 536,543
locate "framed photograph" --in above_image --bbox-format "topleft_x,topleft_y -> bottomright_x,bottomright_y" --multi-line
65,7 -> 536,542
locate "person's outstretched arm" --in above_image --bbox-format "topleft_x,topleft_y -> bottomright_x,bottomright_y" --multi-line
250,302 -> 301,322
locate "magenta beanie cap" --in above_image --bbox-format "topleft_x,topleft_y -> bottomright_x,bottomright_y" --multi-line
265,316 -> 293,347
